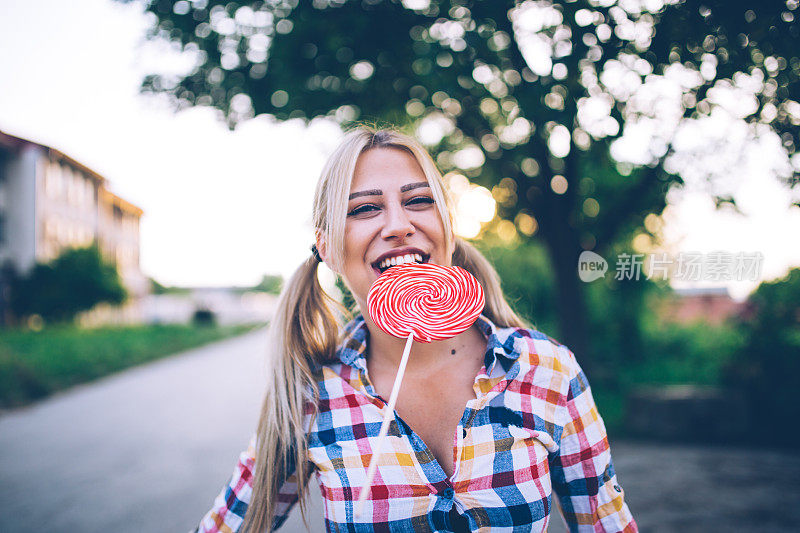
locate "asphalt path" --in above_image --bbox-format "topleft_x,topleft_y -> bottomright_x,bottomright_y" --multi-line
0,327 -> 272,533
1,327 -> 797,532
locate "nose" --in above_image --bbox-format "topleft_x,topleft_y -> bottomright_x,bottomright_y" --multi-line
381,202 -> 415,241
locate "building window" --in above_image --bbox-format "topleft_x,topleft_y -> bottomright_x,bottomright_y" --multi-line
84,180 -> 93,206
45,162 -> 61,198
67,168 -> 77,205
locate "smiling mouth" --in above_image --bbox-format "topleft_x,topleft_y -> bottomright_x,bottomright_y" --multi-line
372,253 -> 428,274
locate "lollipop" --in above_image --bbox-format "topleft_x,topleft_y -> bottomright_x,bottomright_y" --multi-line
368,262 -> 485,343
355,262 -> 485,515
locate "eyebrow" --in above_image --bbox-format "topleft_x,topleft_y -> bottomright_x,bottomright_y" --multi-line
348,182 -> 430,200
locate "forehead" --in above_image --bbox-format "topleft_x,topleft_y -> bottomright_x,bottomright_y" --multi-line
350,147 -> 427,190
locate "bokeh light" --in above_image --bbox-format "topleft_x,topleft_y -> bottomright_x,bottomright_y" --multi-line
550,174 -> 568,194
447,173 -> 496,239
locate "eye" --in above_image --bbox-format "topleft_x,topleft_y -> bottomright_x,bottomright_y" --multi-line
347,203 -> 380,217
406,196 -> 435,208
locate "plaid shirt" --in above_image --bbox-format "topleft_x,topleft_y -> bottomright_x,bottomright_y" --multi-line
195,315 -> 637,532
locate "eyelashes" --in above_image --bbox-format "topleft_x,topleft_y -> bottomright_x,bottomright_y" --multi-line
407,196 -> 435,207
347,196 -> 434,217
347,204 -> 379,216
347,204 -> 378,216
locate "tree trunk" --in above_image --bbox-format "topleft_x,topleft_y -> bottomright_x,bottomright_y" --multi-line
532,177 -> 593,374
541,225 -> 592,374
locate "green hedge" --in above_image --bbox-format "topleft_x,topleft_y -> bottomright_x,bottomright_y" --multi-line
0,323 -> 261,409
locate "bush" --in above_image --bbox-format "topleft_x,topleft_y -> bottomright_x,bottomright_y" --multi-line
722,268 -> 800,447
633,319 -> 745,386
192,307 -> 217,326
10,245 -> 127,325
252,274 -> 284,295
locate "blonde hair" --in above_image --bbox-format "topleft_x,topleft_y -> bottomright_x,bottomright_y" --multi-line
242,127 -> 527,532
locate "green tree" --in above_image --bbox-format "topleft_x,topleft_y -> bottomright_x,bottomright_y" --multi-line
10,245 -> 128,325
476,238 -> 557,333
480,236 -> 661,384
723,268 -> 800,447
127,0 -> 800,363
251,273 -> 284,294
150,277 -> 169,294
149,278 -> 192,295
335,275 -> 357,314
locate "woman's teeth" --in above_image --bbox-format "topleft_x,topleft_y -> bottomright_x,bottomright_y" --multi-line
378,253 -> 424,271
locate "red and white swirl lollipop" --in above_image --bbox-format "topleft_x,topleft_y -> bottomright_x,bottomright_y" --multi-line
367,262 -> 485,343
356,262 -> 485,515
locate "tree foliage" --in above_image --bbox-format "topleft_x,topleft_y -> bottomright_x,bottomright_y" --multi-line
10,245 -> 128,325
132,0 -> 799,187
723,268 -> 800,446
126,0 -> 800,360
251,273 -> 284,294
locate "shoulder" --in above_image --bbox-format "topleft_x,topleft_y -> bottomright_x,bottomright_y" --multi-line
315,362 -> 363,402
495,323 -> 586,399
498,323 -> 581,373
487,323 -> 594,441
312,315 -> 368,388
310,317 -> 371,417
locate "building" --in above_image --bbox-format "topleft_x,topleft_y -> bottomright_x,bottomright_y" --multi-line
659,286 -> 747,325
0,129 -> 148,325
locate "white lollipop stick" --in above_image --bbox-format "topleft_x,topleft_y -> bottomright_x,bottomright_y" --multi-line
355,331 -> 415,517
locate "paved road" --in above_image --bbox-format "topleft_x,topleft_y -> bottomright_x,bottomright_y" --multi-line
1,327 -> 797,532
0,327 -> 270,533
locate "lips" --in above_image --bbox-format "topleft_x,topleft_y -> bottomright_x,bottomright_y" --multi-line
371,247 -> 430,274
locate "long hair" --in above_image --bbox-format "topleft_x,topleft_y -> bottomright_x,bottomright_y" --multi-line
242,127 -> 526,532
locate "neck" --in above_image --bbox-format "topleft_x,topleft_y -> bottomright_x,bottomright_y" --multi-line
362,314 -> 485,375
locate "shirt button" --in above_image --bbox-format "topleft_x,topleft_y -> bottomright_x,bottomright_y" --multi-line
614,484 -> 622,493
441,487 -> 455,499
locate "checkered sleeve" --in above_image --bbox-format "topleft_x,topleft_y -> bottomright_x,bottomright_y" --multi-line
549,347 -> 637,532
194,435 -> 301,533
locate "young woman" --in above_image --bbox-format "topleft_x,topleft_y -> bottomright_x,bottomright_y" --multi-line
194,128 -> 637,532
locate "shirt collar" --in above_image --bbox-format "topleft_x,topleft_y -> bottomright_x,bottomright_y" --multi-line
473,315 -> 520,376
334,314 -> 522,377
335,314 -> 370,373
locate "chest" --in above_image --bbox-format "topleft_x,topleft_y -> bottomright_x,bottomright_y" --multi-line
369,362 -> 480,478
308,371 -> 558,532
399,383 -> 475,475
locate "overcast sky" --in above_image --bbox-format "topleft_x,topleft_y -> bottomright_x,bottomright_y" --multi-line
1,0 -> 798,299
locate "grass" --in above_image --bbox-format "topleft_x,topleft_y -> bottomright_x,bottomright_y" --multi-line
0,322 -> 263,409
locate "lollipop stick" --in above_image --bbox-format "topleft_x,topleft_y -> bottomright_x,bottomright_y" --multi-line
355,331 -> 415,517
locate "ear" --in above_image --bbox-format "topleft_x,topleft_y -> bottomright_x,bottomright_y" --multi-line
315,231 -> 339,273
